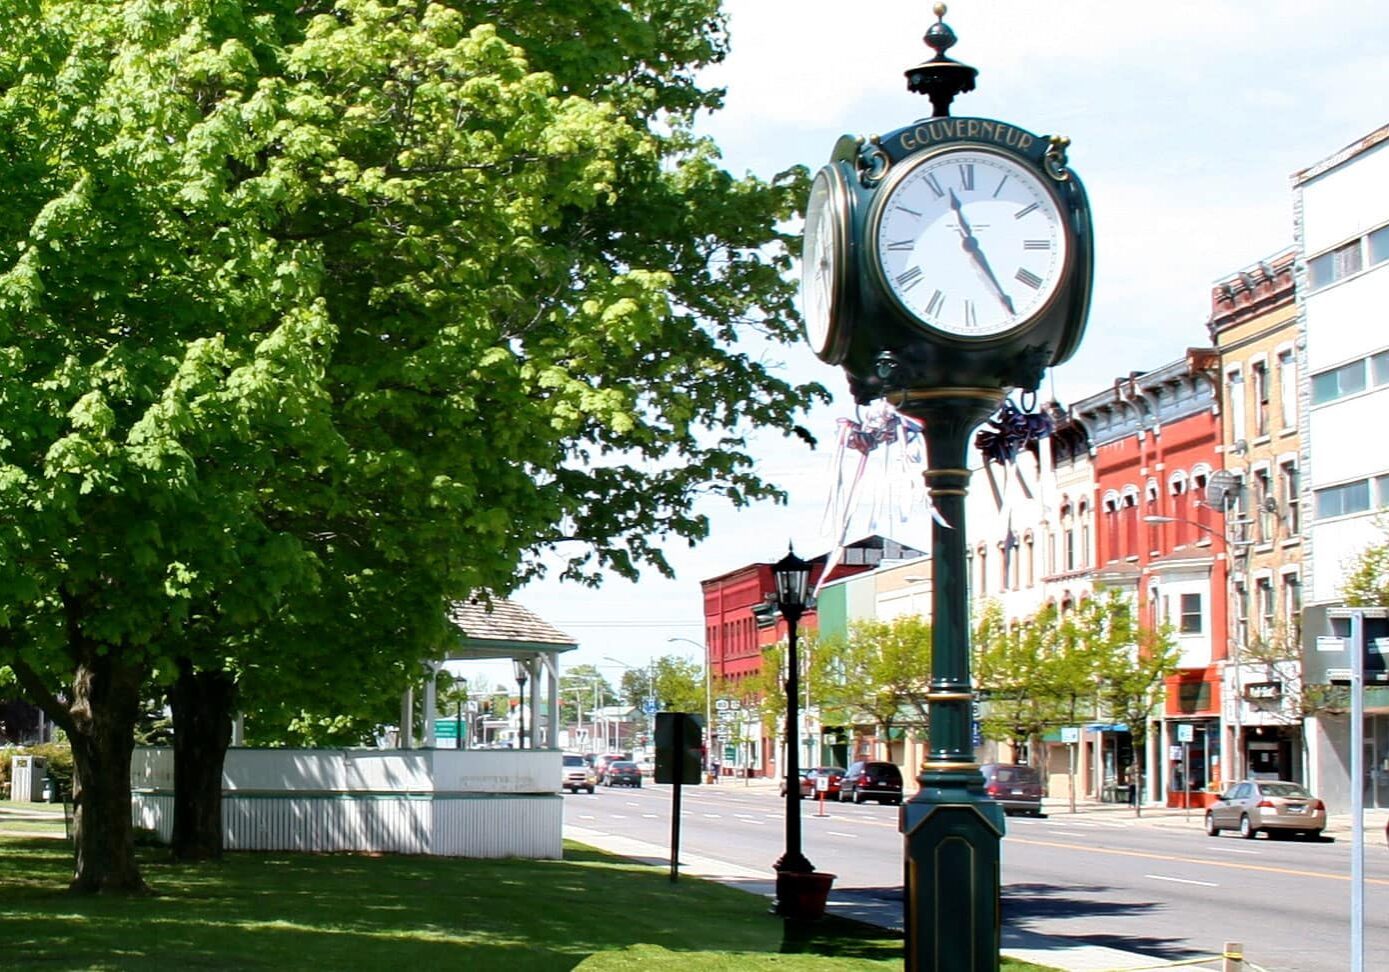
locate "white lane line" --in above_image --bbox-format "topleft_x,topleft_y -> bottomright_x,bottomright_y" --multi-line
1146,874 -> 1218,887
1048,830 -> 1087,837
702,813 -> 722,818
578,814 -> 596,821
827,831 -> 857,838
734,813 -> 759,820
642,813 -> 659,819
1209,845 -> 1260,855
609,814 -> 627,820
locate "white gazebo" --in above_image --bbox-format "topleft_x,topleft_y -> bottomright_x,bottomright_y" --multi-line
132,597 -> 579,859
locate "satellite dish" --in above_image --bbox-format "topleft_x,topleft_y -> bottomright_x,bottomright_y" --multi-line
1206,470 -> 1239,510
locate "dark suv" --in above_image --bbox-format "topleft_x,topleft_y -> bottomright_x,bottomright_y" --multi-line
980,763 -> 1043,816
840,761 -> 904,805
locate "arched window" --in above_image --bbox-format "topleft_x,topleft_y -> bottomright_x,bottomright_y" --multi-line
1078,500 -> 1092,568
1121,486 -> 1140,559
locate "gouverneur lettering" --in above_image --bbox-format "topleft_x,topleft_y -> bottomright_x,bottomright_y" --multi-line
897,120 -> 1034,154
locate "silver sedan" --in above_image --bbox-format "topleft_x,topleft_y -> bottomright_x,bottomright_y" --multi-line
1205,779 -> 1326,840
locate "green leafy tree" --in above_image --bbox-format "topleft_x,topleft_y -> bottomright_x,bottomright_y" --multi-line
0,0 -> 820,891
814,616 -> 933,753
1342,526 -> 1389,607
1087,592 -> 1180,817
973,600 -> 1107,765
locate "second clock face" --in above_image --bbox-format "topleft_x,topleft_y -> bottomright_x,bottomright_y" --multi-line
871,148 -> 1068,338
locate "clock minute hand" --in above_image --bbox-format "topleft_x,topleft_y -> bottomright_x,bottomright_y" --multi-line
949,188 -> 1015,316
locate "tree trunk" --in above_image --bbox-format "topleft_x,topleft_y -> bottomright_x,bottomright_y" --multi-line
169,660 -> 236,861
67,648 -> 149,895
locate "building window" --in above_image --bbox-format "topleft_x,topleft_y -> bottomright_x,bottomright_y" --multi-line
1079,500 -> 1091,568
1315,479 -> 1371,519
1280,460 -> 1300,535
1371,224 -> 1389,266
1252,360 -> 1269,436
1308,239 -> 1364,291
1312,359 -> 1367,405
1256,577 -> 1275,635
1226,369 -> 1245,444
1024,536 -> 1035,587
1234,581 -> 1249,652
1282,574 -> 1302,643
1253,467 -> 1274,542
1180,593 -> 1203,635
1371,349 -> 1389,387
1277,350 -> 1296,429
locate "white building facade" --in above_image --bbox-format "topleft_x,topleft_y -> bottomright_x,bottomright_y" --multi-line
1295,124 -> 1389,811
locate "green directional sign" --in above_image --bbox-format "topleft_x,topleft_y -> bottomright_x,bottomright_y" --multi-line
434,719 -> 460,740
723,745 -> 735,762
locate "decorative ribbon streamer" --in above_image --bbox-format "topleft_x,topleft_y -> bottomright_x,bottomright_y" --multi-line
817,401 -> 947,595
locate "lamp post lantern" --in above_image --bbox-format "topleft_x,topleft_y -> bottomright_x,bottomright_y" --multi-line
800,6 -> 1094,966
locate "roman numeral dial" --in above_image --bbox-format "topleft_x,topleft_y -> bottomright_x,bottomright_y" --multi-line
872,148 -> 1067,338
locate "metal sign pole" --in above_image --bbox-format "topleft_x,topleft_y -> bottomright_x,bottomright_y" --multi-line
1183,742 -> 1191,822
1351,610 -> 1364,972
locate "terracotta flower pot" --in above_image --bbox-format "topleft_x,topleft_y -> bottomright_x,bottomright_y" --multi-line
774,870 -> 837,921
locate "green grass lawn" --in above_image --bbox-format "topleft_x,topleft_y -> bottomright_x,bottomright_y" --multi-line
0,835 -> 1057,971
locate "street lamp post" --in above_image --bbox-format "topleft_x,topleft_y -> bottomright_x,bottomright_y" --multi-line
603,656 -> 654,752
513,659 -> 529,750
771,545 -> 830,918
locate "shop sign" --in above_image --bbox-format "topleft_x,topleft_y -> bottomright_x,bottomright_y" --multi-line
1243,681 -> 1282,701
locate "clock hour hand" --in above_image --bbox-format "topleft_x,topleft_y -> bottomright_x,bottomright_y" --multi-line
949,188 -> 1015,315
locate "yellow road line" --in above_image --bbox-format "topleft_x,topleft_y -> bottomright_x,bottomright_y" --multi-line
1010,836 -> 1389,885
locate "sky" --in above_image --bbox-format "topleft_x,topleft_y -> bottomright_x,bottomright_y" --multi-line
464,0 -> 1389,693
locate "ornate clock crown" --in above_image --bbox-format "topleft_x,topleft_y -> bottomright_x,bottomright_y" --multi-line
904,4 -> 978,118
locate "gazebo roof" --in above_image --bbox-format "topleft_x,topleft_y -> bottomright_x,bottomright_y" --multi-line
445,596 -> 578,660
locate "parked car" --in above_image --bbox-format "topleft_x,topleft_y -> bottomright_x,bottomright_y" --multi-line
980,763 -> 1044,816
604,760 -> 643,788
1206,779 -> 1326,839
804,766 -> 846,800
839,760 -> 904,805
779,768 -> 811,798
561,753 -> 596,794
592,753 -> 627,784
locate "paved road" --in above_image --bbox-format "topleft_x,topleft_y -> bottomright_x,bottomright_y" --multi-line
565,780 -> 1389,972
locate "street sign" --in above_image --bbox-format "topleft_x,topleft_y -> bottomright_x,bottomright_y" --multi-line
434,719 -> 459,740
1060,727 -> 1080,744
722,745 -> 735,762
715,699 -> 729,712
1177,724 -> 1194,743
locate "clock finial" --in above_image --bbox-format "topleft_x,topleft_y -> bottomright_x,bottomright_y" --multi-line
905,3 -> 978,118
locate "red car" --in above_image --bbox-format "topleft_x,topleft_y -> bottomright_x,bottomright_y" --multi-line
779,766 -> 846,799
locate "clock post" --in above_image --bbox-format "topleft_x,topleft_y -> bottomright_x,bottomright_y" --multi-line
799,7 -> 1094,970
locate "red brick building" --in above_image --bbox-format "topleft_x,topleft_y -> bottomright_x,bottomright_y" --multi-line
699,535 -> 923,777
1072,351 -> 1229,807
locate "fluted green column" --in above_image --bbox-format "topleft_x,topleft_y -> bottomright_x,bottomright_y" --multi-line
891,387 -> 1007,972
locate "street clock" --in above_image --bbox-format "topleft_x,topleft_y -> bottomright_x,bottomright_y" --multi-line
801,13 -> 1093,406
795,8 -> 1096,970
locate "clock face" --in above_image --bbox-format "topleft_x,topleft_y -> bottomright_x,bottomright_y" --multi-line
801,164 -> 849,360
871,148 -> 1068,338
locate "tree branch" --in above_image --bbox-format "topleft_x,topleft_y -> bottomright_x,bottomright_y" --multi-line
8,656 -> 75,737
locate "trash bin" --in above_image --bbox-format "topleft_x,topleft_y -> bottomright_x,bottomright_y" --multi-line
10,755 -> 48,802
